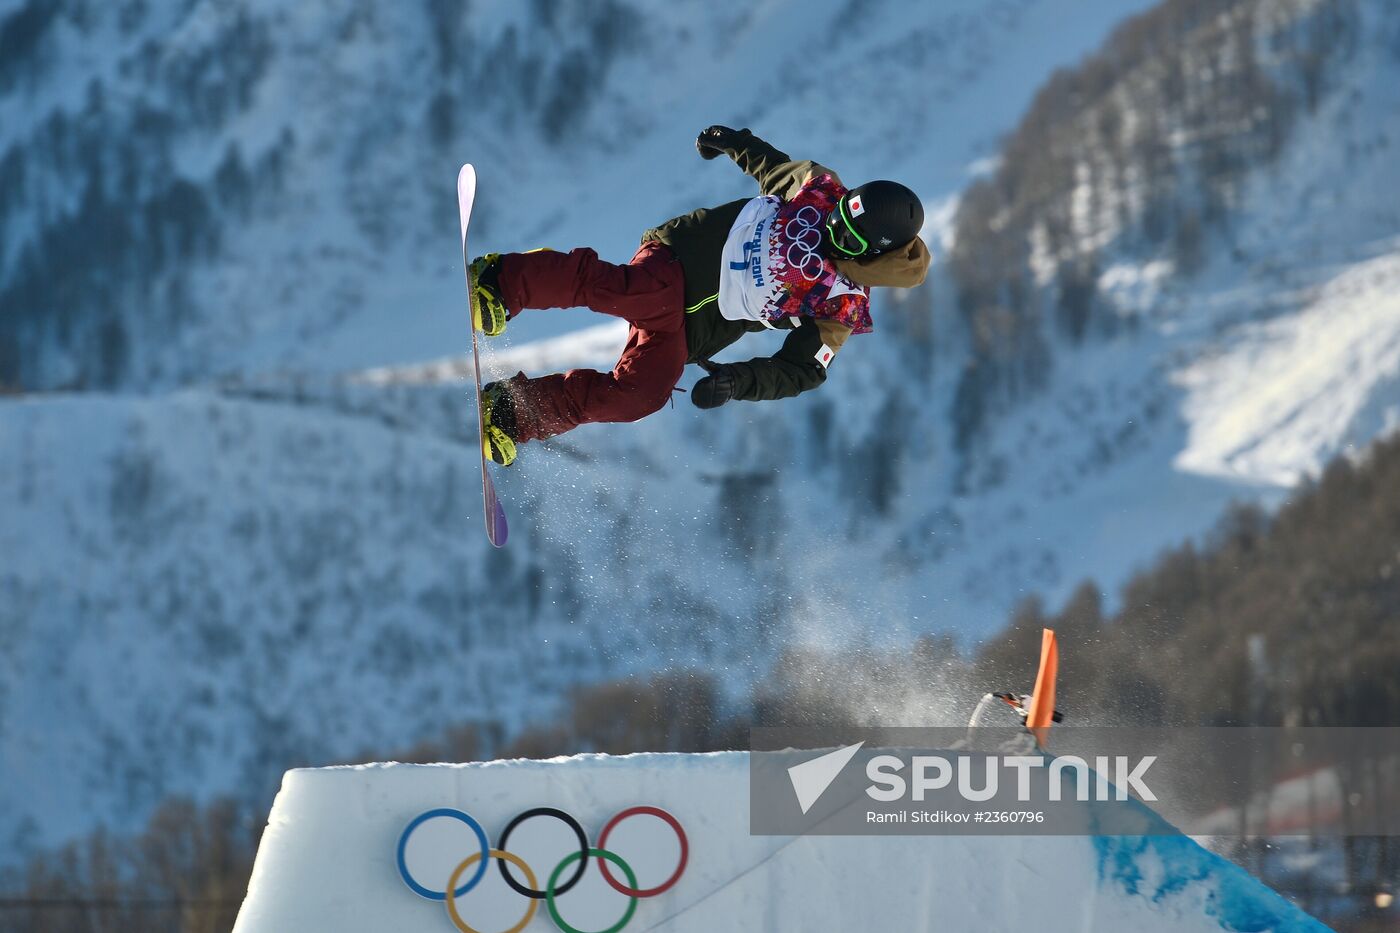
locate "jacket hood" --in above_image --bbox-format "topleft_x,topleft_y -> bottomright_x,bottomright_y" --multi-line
834,235 -> 931,289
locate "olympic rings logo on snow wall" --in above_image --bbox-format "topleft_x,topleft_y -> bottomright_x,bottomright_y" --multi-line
783,205 -> 827,281
397,805 -> 688,933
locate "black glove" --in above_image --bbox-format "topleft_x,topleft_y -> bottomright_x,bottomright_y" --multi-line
696,125 -> 744,160
691,360 -> 738,409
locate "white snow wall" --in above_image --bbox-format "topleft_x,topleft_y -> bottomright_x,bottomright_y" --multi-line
232,751 -> 1328,932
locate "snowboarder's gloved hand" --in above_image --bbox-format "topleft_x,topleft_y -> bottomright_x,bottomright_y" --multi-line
695,125 -> 746,160
692,360 -> 738,408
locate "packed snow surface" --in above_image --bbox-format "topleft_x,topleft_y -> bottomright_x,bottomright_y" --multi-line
232,752 -> 1327,932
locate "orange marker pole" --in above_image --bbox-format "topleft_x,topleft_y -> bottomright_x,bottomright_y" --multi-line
1025,628 -> 1059,749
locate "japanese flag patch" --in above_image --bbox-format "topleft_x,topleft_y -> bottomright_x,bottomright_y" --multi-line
815,344 -> 835,368
848,194 -> 865,217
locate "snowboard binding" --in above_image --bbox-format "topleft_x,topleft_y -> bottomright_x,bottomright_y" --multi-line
468,253 -> 509,337
990,692 -> 1064,724
480,381 -> 518,467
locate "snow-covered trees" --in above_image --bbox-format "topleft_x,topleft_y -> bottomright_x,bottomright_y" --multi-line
948,0 -> 1362,446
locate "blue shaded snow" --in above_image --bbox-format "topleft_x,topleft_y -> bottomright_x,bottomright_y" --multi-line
1049,755 -> 1330,931
1096,835 -> 1330,932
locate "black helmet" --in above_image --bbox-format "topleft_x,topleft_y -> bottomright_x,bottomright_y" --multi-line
825,180 -> 923,259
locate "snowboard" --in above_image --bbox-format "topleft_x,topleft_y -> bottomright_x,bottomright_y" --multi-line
456,164 -> 509,548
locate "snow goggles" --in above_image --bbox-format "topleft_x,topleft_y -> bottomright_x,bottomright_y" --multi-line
825,194 -> 872,257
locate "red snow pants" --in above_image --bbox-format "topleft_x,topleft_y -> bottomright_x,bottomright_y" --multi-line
496,242 -> 688,443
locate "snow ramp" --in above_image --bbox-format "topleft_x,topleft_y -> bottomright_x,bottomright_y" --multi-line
232,751 -> 1327,932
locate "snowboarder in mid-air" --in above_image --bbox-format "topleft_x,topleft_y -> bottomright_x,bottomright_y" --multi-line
468,125 -> 931,466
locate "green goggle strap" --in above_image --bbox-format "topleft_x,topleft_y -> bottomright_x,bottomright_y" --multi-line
828,196 -> 870,257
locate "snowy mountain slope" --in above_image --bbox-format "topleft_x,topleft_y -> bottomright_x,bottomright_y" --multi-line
0,389 -> 785,857
1174,250 -> 1400,485
0,0 -> 1160,389
356,4 -> 1400,626
233,752 -> 1326,932
326,0 -> 1400,644
5,0 -> 1400,878
0,0 -> 1173,859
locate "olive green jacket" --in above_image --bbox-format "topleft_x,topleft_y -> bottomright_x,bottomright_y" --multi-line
640,130 -> 852,402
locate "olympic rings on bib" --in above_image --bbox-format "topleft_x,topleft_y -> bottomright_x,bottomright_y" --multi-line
784,205 -> 827,281
397,805 -> 687,933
